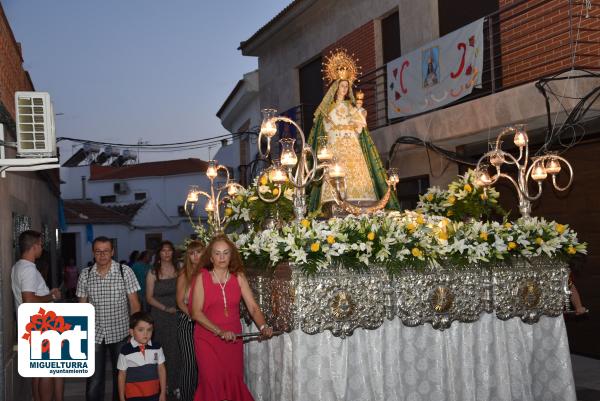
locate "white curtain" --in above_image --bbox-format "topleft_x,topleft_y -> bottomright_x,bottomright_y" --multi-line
244,315 -> 575,401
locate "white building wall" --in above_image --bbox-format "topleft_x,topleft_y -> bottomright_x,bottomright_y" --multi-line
60,165 -> 91,199
217,70 -> 261,181
61,168 -> 213,263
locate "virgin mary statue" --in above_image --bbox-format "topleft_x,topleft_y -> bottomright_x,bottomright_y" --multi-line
307,50 -> 399,213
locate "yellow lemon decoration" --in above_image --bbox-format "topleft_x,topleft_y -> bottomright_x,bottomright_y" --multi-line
448,195 -> 456,205
416,215 -> 425,225
504,222 -> 512,229
406,223 -> 416,233
301,219 -> 310,229
272,188 -> 279,196
555,224 -> 566,234
426,193 -> 434,202
411,247 -> 423,258
464,184 -> 473,193
567,245 -> 576,255
367,232 -> 376,241
438,231 -> 448,241
535,237 -> 544,245
260,175 -> 268,186
447,210 -> 454,217
310,242 -> 320,252
508,241 -> 517,250
479,231 -> 488,241
224,207 -> 233,217
327,235 -> 336,245
235,195 -> 244,202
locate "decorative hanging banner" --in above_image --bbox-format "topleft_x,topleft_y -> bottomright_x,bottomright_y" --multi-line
387,18 -> 484,119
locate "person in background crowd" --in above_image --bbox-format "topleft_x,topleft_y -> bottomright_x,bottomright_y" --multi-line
568,253 -> 589,315
128,250 -> 140,268
146,241 -> 181,398
63,258 -> 79,300
176,241 -> 203,401
11,230 -> 63,401
77,236 -> 141,401
117,312 -> 166,401
190,235 -> 273,401
131,250 -> 153,311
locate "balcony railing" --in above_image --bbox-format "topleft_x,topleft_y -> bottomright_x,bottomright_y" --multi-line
350,0 -> 600,131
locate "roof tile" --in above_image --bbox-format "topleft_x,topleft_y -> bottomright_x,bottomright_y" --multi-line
89,158 -> 209,181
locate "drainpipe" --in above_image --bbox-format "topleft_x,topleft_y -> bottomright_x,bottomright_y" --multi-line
81,176 -> 86,199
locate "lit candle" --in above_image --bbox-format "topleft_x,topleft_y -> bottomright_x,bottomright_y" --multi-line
489,151 -> 505,167
271,168 -> 288,184
513,125 -> 528,148
329,163 -> 345,178
228,184 -> 238,196
280,150 -> 298,167
260,120 -> 277,138
545,158 -> 561,175
187,185 -> 199,203
206,160 -> 218,179
317,147 -> 332,161
187,190 -> 198,203
205,199 -> 215,212
531,163 -> 547,181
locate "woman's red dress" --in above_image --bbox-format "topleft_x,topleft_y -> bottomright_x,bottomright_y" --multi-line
190,268 -> 254,401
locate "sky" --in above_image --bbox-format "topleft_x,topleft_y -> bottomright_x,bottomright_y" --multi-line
3,0 -> 290,162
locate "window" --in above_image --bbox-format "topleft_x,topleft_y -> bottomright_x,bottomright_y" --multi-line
438,0 -> 498,36
396,175 -> 430,210
100,195 -> 116,204
299,56 -> 323,134
381,11 -> 401,64
134,192 -> 146,201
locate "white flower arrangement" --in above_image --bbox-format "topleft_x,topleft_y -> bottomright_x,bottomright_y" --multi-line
196,212 -> 586,275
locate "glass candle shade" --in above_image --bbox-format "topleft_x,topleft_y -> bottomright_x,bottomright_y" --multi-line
513,124 -> 528,148
260,109 -> 278,138
531,163 -> 548,181
206,160 -> 218,180
279,138 -> 298,167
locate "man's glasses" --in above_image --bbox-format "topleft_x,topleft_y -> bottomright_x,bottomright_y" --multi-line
93,250 -> 111,256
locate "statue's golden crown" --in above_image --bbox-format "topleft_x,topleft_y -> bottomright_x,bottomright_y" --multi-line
322,49 -> 361,85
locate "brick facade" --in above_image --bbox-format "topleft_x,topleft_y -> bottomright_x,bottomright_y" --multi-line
0,4 -> 34,123
322,20 -> 379,129
499,0 -> 600,87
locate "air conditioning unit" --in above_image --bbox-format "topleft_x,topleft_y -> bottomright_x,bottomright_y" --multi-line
114,182 -> 130,194
15,92 -> 56,157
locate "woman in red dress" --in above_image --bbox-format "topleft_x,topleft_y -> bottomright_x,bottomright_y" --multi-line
189,235 -> 273,401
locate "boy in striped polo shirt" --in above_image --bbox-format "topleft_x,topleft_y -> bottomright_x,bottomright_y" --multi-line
117,312 -> 166,401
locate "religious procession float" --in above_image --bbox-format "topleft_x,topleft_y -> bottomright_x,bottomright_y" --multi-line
184,50 -> 586,401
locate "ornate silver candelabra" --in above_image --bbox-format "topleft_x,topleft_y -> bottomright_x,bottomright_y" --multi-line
184,159 -> 244,233
474,124 -> 574,217
257,108 -> 399,220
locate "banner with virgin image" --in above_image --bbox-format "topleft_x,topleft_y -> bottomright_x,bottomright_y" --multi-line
386,18 -> 484,119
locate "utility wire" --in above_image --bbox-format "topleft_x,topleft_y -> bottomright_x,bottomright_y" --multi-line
57,131 -> 258,149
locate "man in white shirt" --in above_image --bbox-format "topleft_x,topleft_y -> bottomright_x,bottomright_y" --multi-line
11,230 -> 62,401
